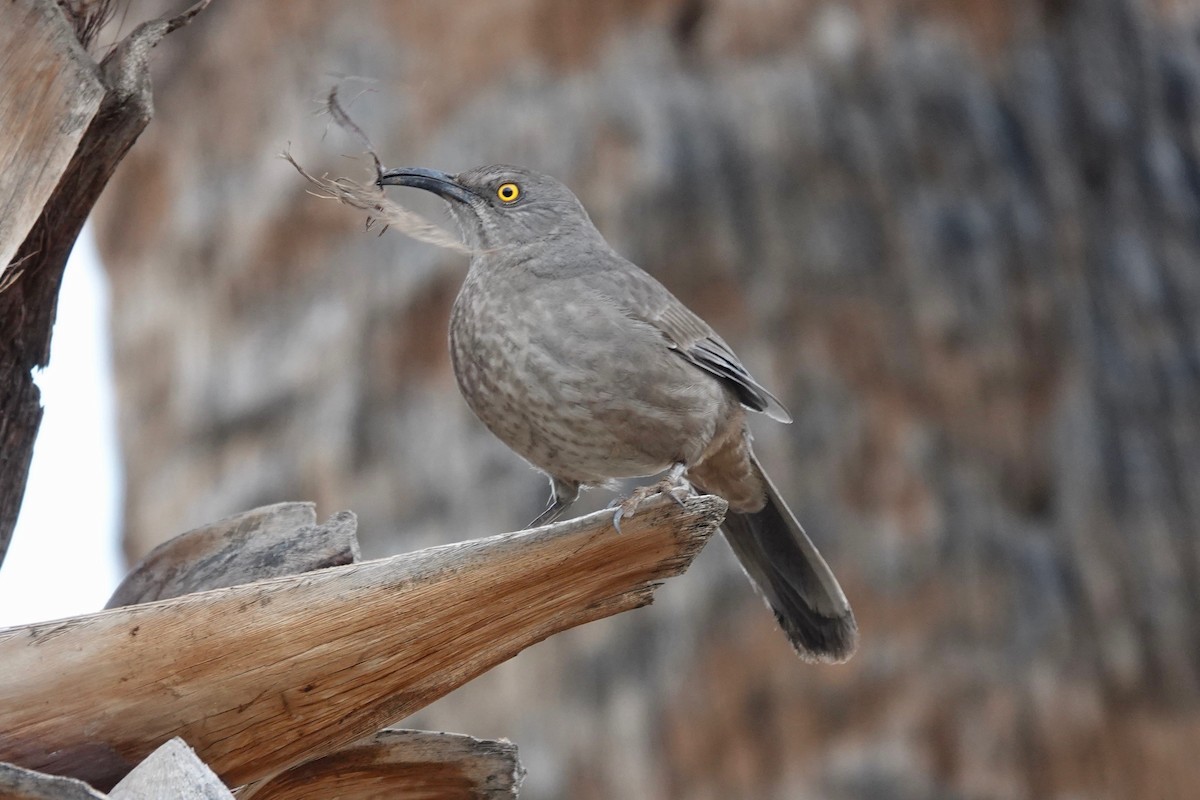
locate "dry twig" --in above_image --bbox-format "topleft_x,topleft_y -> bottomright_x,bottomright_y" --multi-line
283,85 -> 472,254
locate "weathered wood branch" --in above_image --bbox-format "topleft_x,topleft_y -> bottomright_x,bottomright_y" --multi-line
0,0 -> 102,576
0,0 -> 208,569
240,729 -> 523,799
106,503 -> 360,608
0,494 -> 724,790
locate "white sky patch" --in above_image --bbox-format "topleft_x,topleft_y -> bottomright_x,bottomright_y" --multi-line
0,226 -> 123,626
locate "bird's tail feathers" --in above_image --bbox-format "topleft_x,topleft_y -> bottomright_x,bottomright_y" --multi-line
719,455 -> 858,662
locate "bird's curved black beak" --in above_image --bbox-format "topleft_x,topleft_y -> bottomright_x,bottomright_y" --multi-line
377,167 -> 475,205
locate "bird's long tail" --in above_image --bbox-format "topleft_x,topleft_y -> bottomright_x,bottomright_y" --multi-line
717,455 -> 858,662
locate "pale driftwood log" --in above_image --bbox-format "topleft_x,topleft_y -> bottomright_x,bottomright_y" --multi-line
0,763 -> 105,800
107,503 -> 360,608
0,495 -> 724,790
0,0 -> 208,569
240,729 -> 523,800
107,738 -> 232,800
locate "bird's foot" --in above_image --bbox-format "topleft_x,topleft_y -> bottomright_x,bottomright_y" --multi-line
610,465 -> 691,533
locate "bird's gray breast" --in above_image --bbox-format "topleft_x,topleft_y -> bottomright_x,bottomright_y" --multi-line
448,265 -> 729,485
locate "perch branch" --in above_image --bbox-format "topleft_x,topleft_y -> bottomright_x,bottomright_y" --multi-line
0,494 -> 725,790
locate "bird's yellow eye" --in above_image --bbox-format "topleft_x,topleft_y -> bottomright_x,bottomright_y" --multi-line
496,182 -> 520,203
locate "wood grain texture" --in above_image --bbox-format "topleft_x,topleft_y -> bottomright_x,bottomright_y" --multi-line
240,729 -> 523,799
108,738 -> 232,800
0,0 -> 102,270
107,503 -> 360,608
0,494 -> 723,791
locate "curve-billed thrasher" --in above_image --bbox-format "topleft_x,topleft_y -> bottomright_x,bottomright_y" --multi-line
378,164 -> 857,662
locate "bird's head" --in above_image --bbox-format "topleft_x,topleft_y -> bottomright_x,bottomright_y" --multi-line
377,164 -> 598,251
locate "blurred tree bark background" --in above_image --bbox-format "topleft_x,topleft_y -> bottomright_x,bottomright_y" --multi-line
93,0 -> 1200,797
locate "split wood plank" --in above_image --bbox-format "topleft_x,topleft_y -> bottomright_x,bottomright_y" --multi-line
240,729 -> 523,799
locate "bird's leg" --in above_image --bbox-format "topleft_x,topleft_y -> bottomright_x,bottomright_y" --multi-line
527,477 -> 580,528
611,463 -> 692,533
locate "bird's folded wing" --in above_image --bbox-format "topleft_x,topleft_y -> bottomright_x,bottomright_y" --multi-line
605,268 -> 793,423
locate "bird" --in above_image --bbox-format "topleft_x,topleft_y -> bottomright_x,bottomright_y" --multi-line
377,164 -> 857,662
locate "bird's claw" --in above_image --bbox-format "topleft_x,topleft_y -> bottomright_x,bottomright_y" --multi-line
609,473 -> 692,533
611,489 -> 653,534
664,484 -> 690,508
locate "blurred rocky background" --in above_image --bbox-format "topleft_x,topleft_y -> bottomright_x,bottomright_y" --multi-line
91,0 -> 1200,797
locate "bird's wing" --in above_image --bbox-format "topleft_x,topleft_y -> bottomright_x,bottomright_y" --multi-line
595,262 -> 793,423
649,299 -> 793,423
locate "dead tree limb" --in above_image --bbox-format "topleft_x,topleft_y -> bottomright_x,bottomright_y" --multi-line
0,0 -> 208,569
0,494 -> 724,790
